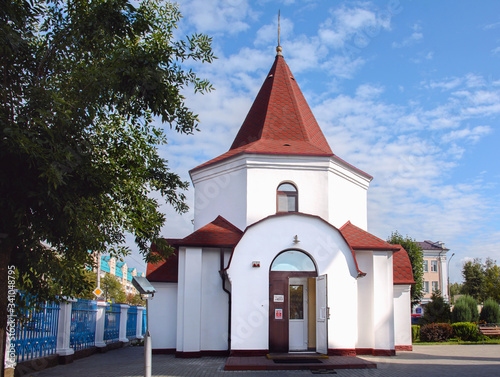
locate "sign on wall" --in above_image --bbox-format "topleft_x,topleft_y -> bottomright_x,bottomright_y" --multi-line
275,309 -> 283,319
273,295 -> 284,302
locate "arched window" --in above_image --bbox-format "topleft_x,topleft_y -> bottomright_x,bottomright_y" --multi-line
270,250 -> 316,272
277,182 -> 298,212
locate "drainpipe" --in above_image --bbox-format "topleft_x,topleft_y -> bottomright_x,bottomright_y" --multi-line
219,249 -> 231,353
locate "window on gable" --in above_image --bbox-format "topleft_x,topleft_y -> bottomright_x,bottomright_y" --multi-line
277,183 -> 298,212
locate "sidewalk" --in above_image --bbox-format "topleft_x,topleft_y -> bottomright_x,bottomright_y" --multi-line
22,344 -> 500,377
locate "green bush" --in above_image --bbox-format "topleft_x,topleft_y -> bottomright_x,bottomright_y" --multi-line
452,300 -> 472,323
422,291 -> 451,324
412,325 -> 420,342
451,322 -> 480,341
420,323 -> 453,342
454,295 -> 479,323
480,299 -> 500,324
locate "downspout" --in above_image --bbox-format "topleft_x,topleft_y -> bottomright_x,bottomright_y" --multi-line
219,249 -> 231,353
438,249 -> 444,298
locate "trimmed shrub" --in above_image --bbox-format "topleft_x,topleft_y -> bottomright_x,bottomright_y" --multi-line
455,295 -> 479,323
452,300 -> 472,323
480,299 -> 500,324
412,325 -> 420,342
451,322 -> 480,341
420,323 -> 453,342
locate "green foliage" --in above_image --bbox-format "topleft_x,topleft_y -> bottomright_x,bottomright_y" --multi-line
484,259 -> 500,303
452,300 -> 472,323
449,282 -> 463,303
101,274 -> 127,303
451,322 -> 480,341
420,323 -> 453,342
453,295 -> 479,323
387,231 -> 424,306
411,325 -> 420,342
462,259 -> 487,302
480,299 -> 500,324
127,293 -> 145,306
0,0 -> 214,311
422,291 -> 451,324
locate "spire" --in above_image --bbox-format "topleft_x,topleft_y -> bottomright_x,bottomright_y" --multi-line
276,10 -> 282,56
190,50 -> 334,173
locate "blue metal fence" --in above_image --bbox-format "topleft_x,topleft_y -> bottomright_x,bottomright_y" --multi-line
126,306 -> 138,338
14,301 -> 60,362
104,303 -> 121,343
70,299 -> 97,351
142,309 -> 147,335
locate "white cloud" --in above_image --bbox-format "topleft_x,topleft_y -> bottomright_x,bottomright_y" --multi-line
179,0 -> 255,34
393,22 -> 423,48
318,5 -> 392,50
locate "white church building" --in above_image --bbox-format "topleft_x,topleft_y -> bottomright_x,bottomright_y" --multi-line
147,46 -> 414,358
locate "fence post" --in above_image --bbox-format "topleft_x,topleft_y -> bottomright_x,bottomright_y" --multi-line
118,304 -> 130,343
94,301 -> 107,349
56,298 -> 76,360
136,307 -> 145,340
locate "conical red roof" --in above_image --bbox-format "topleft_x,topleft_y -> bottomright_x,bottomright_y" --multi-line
191,54 -> 333,172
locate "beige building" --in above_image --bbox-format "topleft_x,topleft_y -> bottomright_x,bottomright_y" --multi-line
418,240 -> 450,305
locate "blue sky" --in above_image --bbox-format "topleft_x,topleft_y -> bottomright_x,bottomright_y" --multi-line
126,0 -> 500,284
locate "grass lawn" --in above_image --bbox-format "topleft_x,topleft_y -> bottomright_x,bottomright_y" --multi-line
414,338 -> 500,345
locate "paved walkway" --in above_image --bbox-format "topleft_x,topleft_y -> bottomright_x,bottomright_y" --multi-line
21,345 -> 500,377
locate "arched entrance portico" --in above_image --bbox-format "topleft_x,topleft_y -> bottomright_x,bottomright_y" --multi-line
269,250 -> 328,354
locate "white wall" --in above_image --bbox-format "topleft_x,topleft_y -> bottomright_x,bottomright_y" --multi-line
355,251 -> 374,350
372,251 -> 395,352
394,285 -> 412,348
226,214 -> 359,352
191,158 -> 247,231
149,282 -> 177,350
191,154 -> 370,232
328,158 -> 370,230
200,249 -> 230,351
245,156 -> 331,226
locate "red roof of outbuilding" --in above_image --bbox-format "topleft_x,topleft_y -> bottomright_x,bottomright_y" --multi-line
393,245 -> 415,285
339,221 -> 400,251
339,221 -> 414,285
146,246 -> 179,283
191,54 -> 334,173
171,215 -> 243,247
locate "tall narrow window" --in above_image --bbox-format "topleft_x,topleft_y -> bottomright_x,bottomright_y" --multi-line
277,183 -> 298,212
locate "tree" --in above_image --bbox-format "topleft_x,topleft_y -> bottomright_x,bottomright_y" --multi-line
100,274 -> 127,303
453,295 -> 479,323
421,290 -> 451,324
479,298 -> 500,324
0,0 -> 214,373
484,258 -> 500,303
449,282 -> 463,303
127,293 -> 145,306
387,231 -> 424,307
462,259 -> 486,302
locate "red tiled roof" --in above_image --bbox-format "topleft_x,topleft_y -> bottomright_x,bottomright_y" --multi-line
393,245 -> 415,285
174,216 -> 243,247
146,216 -> 243,282
146,247 -> 179,283
191,54 -> 334,172
339,221 -> 414,285
339,221 -> 400,251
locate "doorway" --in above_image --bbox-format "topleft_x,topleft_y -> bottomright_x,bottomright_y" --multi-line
269,250 -> 328,354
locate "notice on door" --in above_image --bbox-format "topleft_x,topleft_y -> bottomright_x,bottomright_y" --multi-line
273,294 -> 284,303
275,309 -> 283,320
